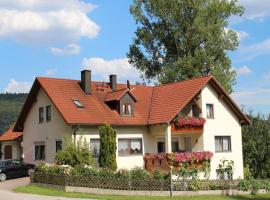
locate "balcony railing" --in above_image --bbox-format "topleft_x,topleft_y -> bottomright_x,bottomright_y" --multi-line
144,151 -> 213,172
172,117 -> 206,133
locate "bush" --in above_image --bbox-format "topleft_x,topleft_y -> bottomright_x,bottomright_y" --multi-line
99,123 -> 117,170
55,137 -> 93,167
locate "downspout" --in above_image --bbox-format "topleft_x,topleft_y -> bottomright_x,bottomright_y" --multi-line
73,125 -> 80,142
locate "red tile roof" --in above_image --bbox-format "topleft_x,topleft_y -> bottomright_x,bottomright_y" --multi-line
148,76 -> 211,124
0,128 -> 22,141
14,75 -> 250,131
105,89 -> 137,102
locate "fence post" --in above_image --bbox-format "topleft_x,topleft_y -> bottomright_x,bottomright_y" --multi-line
170,165 -> 173,198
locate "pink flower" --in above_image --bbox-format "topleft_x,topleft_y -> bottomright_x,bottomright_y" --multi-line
176,117 -> 206,127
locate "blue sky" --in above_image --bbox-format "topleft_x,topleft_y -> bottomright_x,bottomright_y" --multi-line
0,0 -> 269,114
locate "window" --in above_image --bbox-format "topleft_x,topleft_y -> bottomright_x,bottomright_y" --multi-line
73,99 -> 84,108
118,138 -> 142,156
122,103 -> 132,116
39,107 -> 44,123
206,104 -> 214,118
172,137 -> 179,152
215,136 -> 231,152
56,140 -> 62,152
46,105 -> 51,122
90,139 -> 100,157
34,142 -> 45,160
157,137 -> 179,153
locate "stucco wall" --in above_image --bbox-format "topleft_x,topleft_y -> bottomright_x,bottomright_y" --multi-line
201,84 -> 244,179
77,126 -> 149,169
23,88 -> 72,164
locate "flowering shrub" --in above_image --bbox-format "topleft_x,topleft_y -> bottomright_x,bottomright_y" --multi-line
175,117 -> 206,127
34,163 -> 169,180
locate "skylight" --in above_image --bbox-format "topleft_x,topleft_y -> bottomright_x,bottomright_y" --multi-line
73,99 -> 84,108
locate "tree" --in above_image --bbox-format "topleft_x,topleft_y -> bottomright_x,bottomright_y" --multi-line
99,123 -> 117,170
55,137 -> 93,167
127,0 -> 244,93
242,113 -> 270,178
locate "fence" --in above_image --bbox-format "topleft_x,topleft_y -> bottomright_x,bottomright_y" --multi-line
31,172 -> 269,192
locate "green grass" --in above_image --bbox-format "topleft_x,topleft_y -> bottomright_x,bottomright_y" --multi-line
13,185 -> 270,200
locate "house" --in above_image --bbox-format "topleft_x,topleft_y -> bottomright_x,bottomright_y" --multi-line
0,126 -> 22,160
13,70 -> 250,179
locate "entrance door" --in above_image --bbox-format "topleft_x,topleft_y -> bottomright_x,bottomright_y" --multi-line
4,145 -> 12,159
184,137 -> 192,152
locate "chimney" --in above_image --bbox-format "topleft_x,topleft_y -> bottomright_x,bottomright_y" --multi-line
81,70 -> 91,94
127,80 -> 131,90
109,74 -> 117,91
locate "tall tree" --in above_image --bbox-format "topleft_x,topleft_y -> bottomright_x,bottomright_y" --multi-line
242,113 -> 270,178
128,0 -> 243,93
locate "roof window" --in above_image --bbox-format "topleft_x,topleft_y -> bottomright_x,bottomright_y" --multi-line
73,99 -> 84,108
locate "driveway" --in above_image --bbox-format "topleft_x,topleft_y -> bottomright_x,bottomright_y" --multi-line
0,177 -> 95,200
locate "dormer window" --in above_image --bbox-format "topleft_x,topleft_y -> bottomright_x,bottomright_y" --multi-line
73,99 -> 84,108
105,89 -> 136,117
122,103 -> 132,116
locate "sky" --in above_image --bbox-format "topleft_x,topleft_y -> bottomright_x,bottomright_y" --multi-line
0,0 -> 269,115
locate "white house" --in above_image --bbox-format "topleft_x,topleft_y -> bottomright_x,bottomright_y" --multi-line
13,70 -> 250,179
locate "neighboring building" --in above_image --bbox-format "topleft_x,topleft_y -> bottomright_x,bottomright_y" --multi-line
13,70 -> 250,179
0,127 -> 22,160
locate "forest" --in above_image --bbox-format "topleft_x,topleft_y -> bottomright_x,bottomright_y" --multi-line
0,93 -> 27,133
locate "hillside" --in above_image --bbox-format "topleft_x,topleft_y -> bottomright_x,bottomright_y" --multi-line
0,93 -> 27,133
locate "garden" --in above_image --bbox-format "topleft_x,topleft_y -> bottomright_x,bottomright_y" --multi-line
30,124 -> 270,196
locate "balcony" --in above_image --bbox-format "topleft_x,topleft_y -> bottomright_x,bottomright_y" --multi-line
144,151 -> 213,172
172,117 -> 206,134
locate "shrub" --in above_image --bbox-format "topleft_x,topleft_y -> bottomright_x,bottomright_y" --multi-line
55,137 -> 93,167
99,123 -> 117,170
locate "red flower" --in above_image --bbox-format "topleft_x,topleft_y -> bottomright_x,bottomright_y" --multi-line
176,117 -> 206,127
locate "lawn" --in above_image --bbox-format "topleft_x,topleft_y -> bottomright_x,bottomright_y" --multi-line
13,185 -> 270,200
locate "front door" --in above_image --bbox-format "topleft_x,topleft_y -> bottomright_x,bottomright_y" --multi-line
4,145 -> 12,159
184,137 -> 192,152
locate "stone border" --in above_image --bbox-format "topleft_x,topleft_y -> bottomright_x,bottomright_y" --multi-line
31,183 -> 268,197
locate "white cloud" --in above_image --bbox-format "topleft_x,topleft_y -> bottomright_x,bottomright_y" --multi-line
50,43 -> 80,56
232,88 -> 270,107
0,0 -> 99,44
3,79 -> 31,93
237,38 -> 270,60
235,66 -> 251,75
238,0 -> 270,20
82,57 -> 141,83
236,31 -> 249,41
45,68 -> 58,76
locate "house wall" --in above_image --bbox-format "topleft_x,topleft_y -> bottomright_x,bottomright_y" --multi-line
22,88 -> 72,164
77,126 -> 150,169
0,141 -> 22,160
201,84 -> 244,179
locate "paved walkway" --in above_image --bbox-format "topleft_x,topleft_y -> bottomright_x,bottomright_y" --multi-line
0,177 -> 96,200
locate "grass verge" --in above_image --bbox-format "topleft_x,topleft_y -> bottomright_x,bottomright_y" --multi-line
13,185 -> 270,200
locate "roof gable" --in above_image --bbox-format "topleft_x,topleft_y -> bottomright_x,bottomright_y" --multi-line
105,89 -> 137,102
